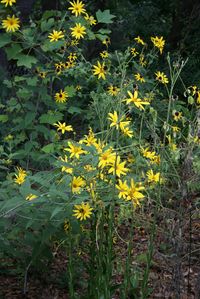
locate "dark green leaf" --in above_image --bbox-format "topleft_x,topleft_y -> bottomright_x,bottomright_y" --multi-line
0,34 -> 12,48
17,54 -> 37,68
96,10 -> 115,24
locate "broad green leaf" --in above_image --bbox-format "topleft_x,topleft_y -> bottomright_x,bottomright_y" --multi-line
65,85 -> 76,97
36,125 -> 51,139
24,141 -> 36,153
19,179 -> 31,197
0,115 -> 8,123
39,111 -> 63,124
68,106 -> 83,114
17,54 -> 37,68
50,206 -> 63,219
95,34 -> 109,41
12,150 -> 27,159
42,10 -> 60,20
14,76 -> 25,82
87,29 -> 96,40
41,40 -> 64,52
3,80 -> 12,88
98,29 -> 111,34
41,18 -> 54,32
24,112 -> 36,127
0,34 -> 12,48
96,9 -> 115,24
16,88 -> 31,99
5,44 -> 22,60
22,28 -> 35,43
26,77 -> 38,86
95,29 -> 111,41
0,196 -> 24,213
41,143 -> 55,153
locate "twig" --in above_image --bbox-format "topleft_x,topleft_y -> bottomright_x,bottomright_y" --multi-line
23,261 -> 32,294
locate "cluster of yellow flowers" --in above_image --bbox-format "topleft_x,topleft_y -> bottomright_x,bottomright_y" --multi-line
1,0 -> 93,41
6,0 -> 200,227
47,0 -> 97,43
116,178 -> 145,208
108,111 -> 134,138
141,147 -> 161,165
125,90 -> 150,110
13,119 -> 166,222
14,167 -> 27,185
61,130 -> 148,219
1,0 -> 19,32
91,33 -> 169,88
134,35 -> 165,54
187,85 -> 200,105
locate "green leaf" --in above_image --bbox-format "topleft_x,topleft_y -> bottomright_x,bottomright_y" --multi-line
87,29 -> 96,40
39,111 -> 63,125
0,196 -> 24,213
26,77 -> 38,86
98,29 -> 111,34
17,54 -> 37,68
95,34 -> 109,41
16,88 -> 31,99
0,115 -> 8,123
22,28 -> 35,43
5,44 -> 22,60
96,9 -> 115,24
35,125 -> 52,139
65,85 -> 76,97
24,112 -> 36,127
41,143 -> 55,153
95,28 -> 112,42
3,80 -> 12,88
24,141 -> 36,153
42,10 -> 60,20
68,106 -> 83,114
41,40 -> 64,52
19,179 -> 31,197
14,76 -> 25,82
41,18 -> 54,32
50,206 -> 63,219
0,34 -> 12,48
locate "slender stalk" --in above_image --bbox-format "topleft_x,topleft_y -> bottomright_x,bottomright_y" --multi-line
68,230 -> 75,299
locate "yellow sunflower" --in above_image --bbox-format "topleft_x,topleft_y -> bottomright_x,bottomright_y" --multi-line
151,36 -> 165,54
1,0 -> 16,6
68,0 -> 86,17
73,202 -> 93,221
2,15 -> 20,32
48,30 -> 64,42
155,71 -> 169,84
92,61 -> 107,80
54,90 -> 68,103
71,177 -> 85,194
70,23 -> 86,39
